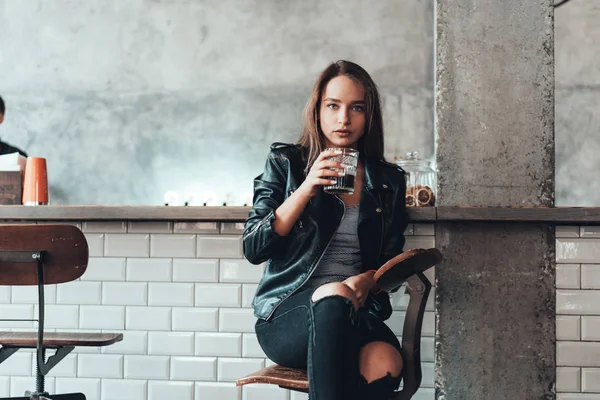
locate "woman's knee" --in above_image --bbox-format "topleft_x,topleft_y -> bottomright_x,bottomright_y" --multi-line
311,282 -> 356,303
359,341 -> 403,383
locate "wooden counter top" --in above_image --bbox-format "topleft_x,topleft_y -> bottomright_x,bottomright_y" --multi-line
436,206 -> 600,223
0,205 -> 598,223
0,205 -> 435,222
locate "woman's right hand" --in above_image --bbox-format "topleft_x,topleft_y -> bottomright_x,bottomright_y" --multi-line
298,149 -> 345,198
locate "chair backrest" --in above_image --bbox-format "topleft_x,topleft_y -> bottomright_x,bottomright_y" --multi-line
0,224 -> 88,285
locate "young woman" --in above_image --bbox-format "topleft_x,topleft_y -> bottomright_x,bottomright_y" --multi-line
243,60 -> 408,400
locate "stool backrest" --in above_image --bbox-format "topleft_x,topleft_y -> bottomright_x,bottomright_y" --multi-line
0,224 -> 88,285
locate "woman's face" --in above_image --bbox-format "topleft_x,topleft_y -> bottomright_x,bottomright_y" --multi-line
319,75 -> 366,149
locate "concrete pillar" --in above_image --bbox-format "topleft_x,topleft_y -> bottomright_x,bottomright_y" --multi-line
435,0 -> 555,398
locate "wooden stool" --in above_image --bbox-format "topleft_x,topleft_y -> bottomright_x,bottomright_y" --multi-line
0,224 -> 123,400
237,248 -> 442,399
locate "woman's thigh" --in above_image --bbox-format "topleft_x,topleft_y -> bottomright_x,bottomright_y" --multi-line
255,287 -> 312,368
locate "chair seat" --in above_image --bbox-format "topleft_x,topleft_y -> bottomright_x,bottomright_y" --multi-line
236,365 -> 309,390
0,331 -> 123,348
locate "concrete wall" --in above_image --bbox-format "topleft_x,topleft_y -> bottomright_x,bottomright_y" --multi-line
0,0 -> 434,205
555,1 -> 600,206
0,0 -> 598,206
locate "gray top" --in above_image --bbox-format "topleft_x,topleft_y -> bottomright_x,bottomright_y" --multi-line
309,203 -> 363,287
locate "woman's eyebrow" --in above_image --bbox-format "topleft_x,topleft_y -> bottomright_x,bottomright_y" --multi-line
323,98 -> 365,104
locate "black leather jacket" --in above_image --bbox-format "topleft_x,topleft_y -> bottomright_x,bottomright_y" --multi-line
0,139 -> 27,157
243,143 -> 408,321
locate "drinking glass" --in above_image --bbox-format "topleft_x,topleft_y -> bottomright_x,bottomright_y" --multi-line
323,148 -> 359,195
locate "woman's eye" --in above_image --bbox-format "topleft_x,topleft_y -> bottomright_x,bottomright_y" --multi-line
327,103 -> 338,109
352,105 -> 365,112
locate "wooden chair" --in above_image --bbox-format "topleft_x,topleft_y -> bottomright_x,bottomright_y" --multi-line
237,248 -> 442,400
0,224 -> 123,400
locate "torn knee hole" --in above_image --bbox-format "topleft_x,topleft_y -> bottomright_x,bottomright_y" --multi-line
310,282 -> 356,303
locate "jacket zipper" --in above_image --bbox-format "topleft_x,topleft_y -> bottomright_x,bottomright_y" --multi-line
378,192 -> 384,258
265,195 -> 346,320
290,189 -> 303,230
243,211 -> 272,240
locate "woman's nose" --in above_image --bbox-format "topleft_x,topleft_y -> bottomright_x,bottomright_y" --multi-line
338,108 -> 350,125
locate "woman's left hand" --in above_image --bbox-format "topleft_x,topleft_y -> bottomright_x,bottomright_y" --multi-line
343,272 -> 376,307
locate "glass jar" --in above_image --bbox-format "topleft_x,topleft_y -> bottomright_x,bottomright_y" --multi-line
395,151 -> 436,207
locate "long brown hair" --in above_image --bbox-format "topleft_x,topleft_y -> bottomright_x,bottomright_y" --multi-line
297,60 -> 385,171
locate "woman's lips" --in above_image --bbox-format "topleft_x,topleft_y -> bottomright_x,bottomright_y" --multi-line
334,130 -> 351,137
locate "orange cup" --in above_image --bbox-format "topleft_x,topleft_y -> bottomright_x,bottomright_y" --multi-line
22,157 -> 48,206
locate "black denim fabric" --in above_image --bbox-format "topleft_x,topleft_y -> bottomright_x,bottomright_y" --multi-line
255,285 -> 402,400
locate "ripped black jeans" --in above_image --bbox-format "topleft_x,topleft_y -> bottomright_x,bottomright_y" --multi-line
255,284 -> 402,400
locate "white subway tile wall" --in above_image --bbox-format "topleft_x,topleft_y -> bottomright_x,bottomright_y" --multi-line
0,221 -> 435,399
556,225 -> 600,396
0,286 -> 11,303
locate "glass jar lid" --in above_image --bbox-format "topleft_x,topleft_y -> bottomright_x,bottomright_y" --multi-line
395,151 -> 433,171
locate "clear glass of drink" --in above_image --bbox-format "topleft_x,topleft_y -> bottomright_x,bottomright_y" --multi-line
323,148 -> 359,195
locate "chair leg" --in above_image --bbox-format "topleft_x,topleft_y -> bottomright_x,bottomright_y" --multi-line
44,394 -> 86,400
25,394 -> 50,400
10,394 -> 86,400
0,392 -> 83,400
25,390 -> 50,400
1,346 -> 85,400
391,272 -> 431,400
23,348 -> 49,400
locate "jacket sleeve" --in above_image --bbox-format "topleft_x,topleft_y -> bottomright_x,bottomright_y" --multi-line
379,170 -> 409,268
242,150 -> 287,265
